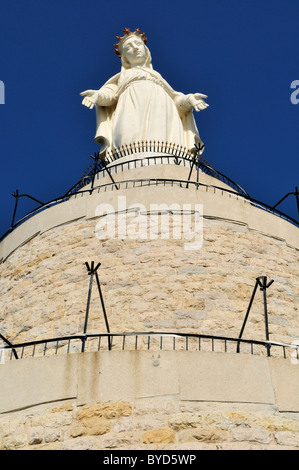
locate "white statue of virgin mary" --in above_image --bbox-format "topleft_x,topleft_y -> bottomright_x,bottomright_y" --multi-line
80,28 -> 209,158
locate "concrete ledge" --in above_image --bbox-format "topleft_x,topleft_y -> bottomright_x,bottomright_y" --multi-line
177,352 -> 275,404
269,358 -> 299,412
0,354 -> 78,413
77,350 -> 180,405
0,351 -> 297,414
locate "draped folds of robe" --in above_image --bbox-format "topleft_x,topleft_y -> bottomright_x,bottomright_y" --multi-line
94,66 -> 204,156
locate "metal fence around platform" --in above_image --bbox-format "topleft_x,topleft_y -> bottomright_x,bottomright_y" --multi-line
1,153 -> 298,242
1,332 -> 298,363
1,176 -> 298,244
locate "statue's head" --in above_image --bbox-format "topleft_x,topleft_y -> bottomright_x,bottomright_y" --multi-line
114,28 -> 152,69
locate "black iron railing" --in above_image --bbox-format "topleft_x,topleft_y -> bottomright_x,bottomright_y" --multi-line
272,186 -> 299,215
1,264 -> 298,363
2,149 -> 298,242
64,153 -> 249,198
1,175 -> 298,243
1,331 -> 298,362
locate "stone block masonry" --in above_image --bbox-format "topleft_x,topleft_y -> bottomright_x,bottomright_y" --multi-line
1,399 -> 299,450
0,216 -> 298,347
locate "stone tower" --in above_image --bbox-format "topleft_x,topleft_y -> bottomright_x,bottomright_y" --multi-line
0,31 -> 299,450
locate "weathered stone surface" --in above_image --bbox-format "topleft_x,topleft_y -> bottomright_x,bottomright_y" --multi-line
70,417 -> 111,437
1,217 -> 298,348
51,404 -> 74,413
205,412 -> 252,429
62,436 -> 100,450
77,402 -> 132,421
274,431 -> 299,447
0,398 -> 299,450
253,415 -> 299,432
142,428 -> 176,444
168,412 -> 202,430
178,427 -> 229,443
68,402 -> 133,438
230,427 -> 272,444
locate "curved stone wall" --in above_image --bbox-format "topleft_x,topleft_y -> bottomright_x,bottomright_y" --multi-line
0,160 -> 299,451
0,162 -> 298,348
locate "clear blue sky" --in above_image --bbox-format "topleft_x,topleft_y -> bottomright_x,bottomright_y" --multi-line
0,0 -> 298,236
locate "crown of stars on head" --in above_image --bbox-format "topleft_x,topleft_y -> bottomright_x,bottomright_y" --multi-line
114,28 -> 147,57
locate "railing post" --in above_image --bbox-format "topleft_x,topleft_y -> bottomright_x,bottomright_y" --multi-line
90,152 -> 104,191
10,190 -> 19,230
237,279 -> 259,353
187,151 -> 196,189
83,261 -> 111,351
186,143 -> 205,189
98,153 -> 120,191
257,276 -> 274,357
272,186 -> 299,222
82,262 -> 96,352
295,186 -> 299,220
94,270 -> 111,350
237,276 -> 274,355
0,333 -> 18,359
195,143 -> 205,189
196,152 -> 200,190
10,190 -> 44,232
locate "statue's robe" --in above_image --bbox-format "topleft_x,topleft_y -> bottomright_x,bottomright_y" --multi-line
94,66 -> 204,157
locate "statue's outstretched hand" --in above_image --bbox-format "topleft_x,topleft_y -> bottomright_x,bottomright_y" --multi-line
189,93 -> 209,112
80,90 -> 99,109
